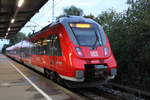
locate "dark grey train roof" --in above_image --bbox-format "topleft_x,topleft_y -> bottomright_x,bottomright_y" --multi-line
33,16 -> 101,36
37,16 -> 97,33
59,16 -> 96,24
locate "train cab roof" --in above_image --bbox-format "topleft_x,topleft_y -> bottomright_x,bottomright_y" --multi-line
58,16 -> 96,24
28,16 -> 99,39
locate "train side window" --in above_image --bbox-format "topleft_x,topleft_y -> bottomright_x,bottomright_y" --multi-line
37,40 -> 42,55
40,39 -> 45,55
32,43 -> 36,55
41,38 -> 50,55
53,35 -> 62,56
48,35 -> 54,56
46,34 -> 62,56
46,38 -> 51,55
35,41 -> 39,55
33,40 -> 41,55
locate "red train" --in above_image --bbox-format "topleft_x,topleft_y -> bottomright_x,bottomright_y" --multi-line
6,16 -> 117,87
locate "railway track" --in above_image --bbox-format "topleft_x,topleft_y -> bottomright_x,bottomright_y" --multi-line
69,85 -> 145,100
106,82 -> 150,100
71,87 -> 120,100
97,85 -> 144,100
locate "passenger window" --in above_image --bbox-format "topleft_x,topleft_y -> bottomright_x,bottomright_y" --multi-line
53,35 -> 62,56
49,35 -> 54,56
41,38 -> 51,55
47,34 -> 62,56
32,40 -> 42,55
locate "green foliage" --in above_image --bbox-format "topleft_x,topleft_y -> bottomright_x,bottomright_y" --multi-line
9,32 -> 26,45
84,14 -> 95,19
63,5 -> 83,16
1,44 -> 10,54
57,5 -> 83,19
95,10 -> 122,34
105,0 -> 150,91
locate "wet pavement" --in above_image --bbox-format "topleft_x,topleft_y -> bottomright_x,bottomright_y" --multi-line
0,54 -> 84,100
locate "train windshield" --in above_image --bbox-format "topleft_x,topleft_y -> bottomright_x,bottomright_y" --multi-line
69,23 -> 104,47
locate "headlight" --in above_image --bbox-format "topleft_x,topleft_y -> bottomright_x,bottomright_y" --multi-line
76,70 -> 84,79
76,47 -> 84,57
104,47 -> 109,56
110,68 -> 117,76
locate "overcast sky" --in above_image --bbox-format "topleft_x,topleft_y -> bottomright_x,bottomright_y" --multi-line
0,0 -> 128,50
20,0 -> 128,35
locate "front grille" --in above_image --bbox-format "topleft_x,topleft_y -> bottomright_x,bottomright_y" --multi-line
84,64 -> 108,82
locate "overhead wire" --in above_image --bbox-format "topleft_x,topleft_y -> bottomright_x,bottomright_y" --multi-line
55,0 -> 63,6
29,21 -> 43,28
23,0 -> 64,35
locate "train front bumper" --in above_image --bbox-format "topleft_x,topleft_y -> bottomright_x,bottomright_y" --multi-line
59,65 -> 117,82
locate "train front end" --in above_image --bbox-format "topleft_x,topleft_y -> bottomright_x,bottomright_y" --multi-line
60,16 -> 117,87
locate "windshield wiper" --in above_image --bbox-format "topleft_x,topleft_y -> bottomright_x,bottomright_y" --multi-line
92,32 -> 99,49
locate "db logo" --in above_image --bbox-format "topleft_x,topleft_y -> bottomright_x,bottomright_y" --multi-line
90,51 -> 98,57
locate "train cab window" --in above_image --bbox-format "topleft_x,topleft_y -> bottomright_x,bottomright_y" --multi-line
69,23 -> 104,47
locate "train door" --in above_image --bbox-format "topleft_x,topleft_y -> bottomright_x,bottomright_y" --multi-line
44,34 -> 62,72
48,35 -> 56,70
39,38 -> 47,68
49,34 -> 62,70
40,38 -> 51,68
52,34 -> 62,72
32,40 -> 43,67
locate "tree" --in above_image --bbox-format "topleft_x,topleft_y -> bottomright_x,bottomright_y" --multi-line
57,5 -> 83,19
106,0 -> 150,91
1,44 -> 9,54
95,10 -> 121,34
9,32 -> 26,45
84,14 -> 95,19
63,5 -> 83,16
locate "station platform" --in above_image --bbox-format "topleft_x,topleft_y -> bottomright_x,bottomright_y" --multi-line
0,54 -> 83,100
